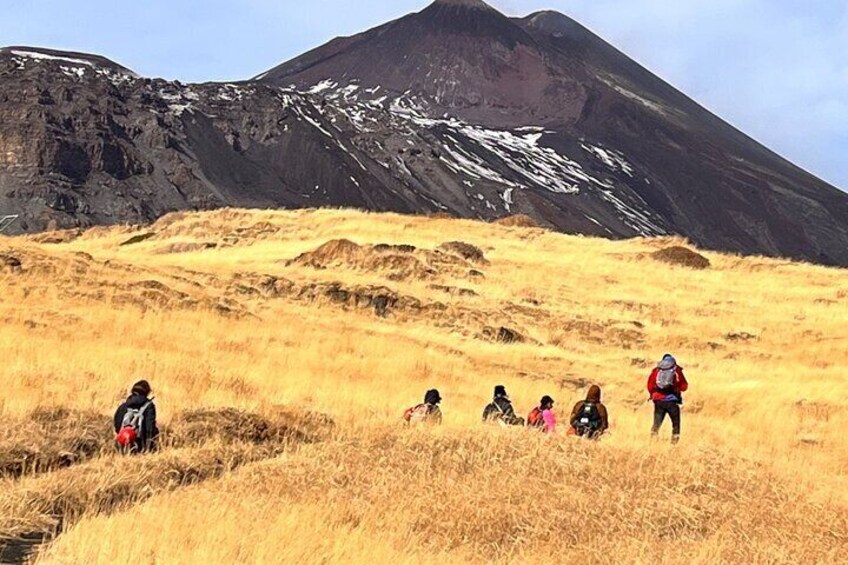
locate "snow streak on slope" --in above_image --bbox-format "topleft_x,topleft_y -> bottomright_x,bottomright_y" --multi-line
10,49 -> 139,79
9,50 -> 138,86
300,79 -> 667,235
581,143 -> 635,177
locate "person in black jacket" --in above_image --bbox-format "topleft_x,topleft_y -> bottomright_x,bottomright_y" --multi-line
482,385 -> 524,426
114,380 -> 160,453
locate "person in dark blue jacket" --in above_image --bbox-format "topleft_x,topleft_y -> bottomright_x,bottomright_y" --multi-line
114,380 -> 160,453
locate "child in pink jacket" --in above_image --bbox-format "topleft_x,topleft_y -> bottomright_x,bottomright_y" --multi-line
542,402 -> 557,433
528,395 -> 557,433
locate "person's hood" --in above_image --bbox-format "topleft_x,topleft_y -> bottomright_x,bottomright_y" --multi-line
586,385 -> 602,403
424,389 -> 442,405
125,393 -> 152,408
658,355 -> 677,370
131,379 -> 152,396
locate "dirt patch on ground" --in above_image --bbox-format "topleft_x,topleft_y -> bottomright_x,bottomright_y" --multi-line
156,241 -> 218,254
725,331 -> 758,342
298,282 -> 433,318
289,239 -> 480,281
437,241 -> 488,264
551,319 -> 645,350
0,253 -> 22,272
478,326 -> 525,344
494,214 -> 540,228
167,407 -> 334,447
652,247 -> 711,269
119,232 -> 157,246
229,272 -> 432,318
228,222 -> 281,241
227,273 -> 296,299
111,279 -> 195,311
429,284 -> 478,297
28,229 -> 83,245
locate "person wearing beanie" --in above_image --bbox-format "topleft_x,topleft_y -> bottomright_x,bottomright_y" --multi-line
404,389 -> 443,425
113,380 -> 160,453
527,395 -> 557,433
482,385 -> 524,426
646,353 -> 689,443
569,385 -> 609,439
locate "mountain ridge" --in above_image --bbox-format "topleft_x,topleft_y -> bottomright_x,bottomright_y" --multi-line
1,1 -> 847,266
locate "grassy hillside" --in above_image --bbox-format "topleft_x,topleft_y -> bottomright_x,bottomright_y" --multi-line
1,208 -> 846,563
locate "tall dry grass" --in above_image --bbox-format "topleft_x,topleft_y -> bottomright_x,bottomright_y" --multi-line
37,431 -> 848,564
0,207 -> 845,563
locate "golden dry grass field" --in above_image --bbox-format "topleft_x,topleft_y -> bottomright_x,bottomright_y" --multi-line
0,208 -> 846,564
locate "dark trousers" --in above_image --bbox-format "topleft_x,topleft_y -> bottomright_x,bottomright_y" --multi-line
651,401 -> 681,442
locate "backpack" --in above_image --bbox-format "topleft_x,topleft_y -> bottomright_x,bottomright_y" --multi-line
527,407 -> 545,428
572,401 -> 601,435
656,367 -> 677,391
404,404 -> 432,425
483,401 -> 501,423
116,401 -> 152,448
483,399 -> 524,426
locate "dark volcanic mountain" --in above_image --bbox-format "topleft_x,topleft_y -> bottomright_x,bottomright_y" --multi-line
2,0 -> 847,266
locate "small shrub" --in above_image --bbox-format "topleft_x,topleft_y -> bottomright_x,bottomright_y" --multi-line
438,241 -> 487,263
652,246 -> 710,269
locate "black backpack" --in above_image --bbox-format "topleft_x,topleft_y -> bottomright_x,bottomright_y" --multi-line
483,399 -> 523,426
572,401 -> 602,435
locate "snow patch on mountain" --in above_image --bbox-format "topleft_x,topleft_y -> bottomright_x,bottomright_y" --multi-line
59,66 -> 86,79
598,190 -> 664,236
581,143 -> 635,177
293,81 -> 665,234
502,187 -> 514,211
212,84 -> 254,102
307,79 -> 337,94
158,86 -> 198,116
11,49 -> 96,68
9,49 -> 139,79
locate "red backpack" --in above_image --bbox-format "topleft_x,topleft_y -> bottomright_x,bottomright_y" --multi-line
527,407 -> 545,428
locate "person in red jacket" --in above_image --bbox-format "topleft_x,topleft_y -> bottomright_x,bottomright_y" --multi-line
647,354 -> 688,443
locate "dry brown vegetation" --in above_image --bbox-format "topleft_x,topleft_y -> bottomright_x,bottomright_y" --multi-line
652,246 -> 711,269
0,207 -> 846,564
493,214 -> 541,228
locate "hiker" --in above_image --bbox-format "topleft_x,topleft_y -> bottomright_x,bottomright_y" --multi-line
404,389 -> 443,425
482,385 -> 525,426
647,354 -> 689,443
569,385 -> 609,439
114,380 -> 159,453
527,395 -> 557,433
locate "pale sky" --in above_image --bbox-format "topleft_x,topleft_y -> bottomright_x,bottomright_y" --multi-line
1,0 -> 845,189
